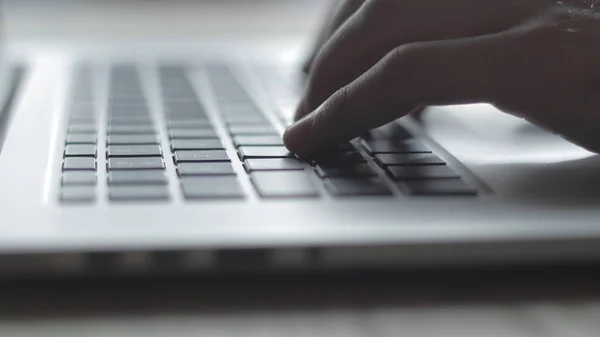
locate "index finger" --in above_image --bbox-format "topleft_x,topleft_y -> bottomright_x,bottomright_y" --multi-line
284,32 -> 520,156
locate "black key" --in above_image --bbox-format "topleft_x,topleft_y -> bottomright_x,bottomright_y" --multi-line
312,151 -> 366,165
63,157 -> 96,171
250,172 -> 319,198
388,125 -> 415,140
387,166 -> 460,180
61,171 -> 97,185
333,143 -> 356,153
108,157 -> 165,170
107,135 -> 159,145
181,176 -> 244,199
324,178 -> 392,196
361,139 -> 431,154
375,153 -> 446,166
167,120 -> 213,129
398,179 -> 477,196
169,129 -> 218,139
365,124 -> 413,141
107,145 -> 162,157
64,145 -> 97,157
177,162 -> 236,176
233,136 -> 283,147
60,186 -> 96,203
109,186 -> 170,201
310,143 -> 357,155
315,163 -> 377,178
228,125 -> 277,136
243,158 -> 303,172
66,133 -> 97,144
238,146 -> 294,159
107,125 -> 156,134
170,139 -> 224,151
108,170 -> 167,185
68,125 -> 97,134
174,150 -> 230,163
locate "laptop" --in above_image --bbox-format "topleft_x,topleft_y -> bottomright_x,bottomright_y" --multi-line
1,0 -> 600,277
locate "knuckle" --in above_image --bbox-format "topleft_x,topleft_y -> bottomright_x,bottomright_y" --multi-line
388,44 -> 423,66
381,45 -> 423,84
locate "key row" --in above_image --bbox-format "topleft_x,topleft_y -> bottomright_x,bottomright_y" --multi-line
306,145 -> 392,196
62,185 -> 171,203
62,170 -> 168,186
358,128 -> 478,196
64,136 -> 283,151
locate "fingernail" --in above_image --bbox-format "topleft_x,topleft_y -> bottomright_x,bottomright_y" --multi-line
283,111 -> 316,155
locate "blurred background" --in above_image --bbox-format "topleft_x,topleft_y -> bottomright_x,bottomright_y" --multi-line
2,0 -> 329,46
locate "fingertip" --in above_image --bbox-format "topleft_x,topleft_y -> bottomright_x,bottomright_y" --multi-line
283,113 -> 315,156
282,126 -> 298,153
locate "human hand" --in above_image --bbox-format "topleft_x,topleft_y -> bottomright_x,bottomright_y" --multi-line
284,0 -> 600,156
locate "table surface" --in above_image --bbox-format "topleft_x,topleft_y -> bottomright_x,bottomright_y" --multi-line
1,267 -> 600,337
2,1 -> 600,336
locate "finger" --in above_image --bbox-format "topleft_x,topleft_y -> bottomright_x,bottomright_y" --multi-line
295,0 -> 540,121
302,0 -> 366,73
284,31 -> 523,156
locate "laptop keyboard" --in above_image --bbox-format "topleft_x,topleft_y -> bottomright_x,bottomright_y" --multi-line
58,63 -> 478,204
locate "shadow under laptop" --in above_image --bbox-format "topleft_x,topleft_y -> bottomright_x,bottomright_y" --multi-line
1,265 -> 600,321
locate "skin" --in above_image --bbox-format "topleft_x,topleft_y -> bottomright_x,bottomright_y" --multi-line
283,0 -> 600,156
